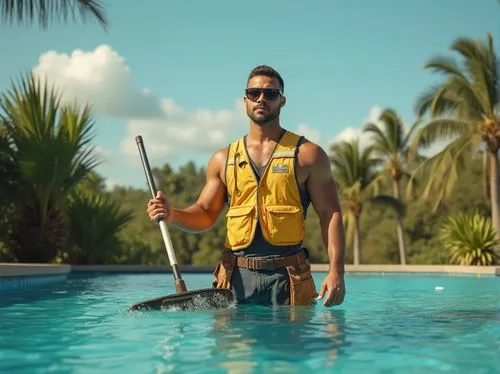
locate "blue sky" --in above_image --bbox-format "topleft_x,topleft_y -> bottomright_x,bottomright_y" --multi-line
1,0 -> 499,189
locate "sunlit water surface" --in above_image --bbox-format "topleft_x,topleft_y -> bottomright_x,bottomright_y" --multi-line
1,272 -> 499,373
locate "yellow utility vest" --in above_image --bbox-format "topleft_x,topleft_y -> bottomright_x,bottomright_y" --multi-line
224,130 -> 305,250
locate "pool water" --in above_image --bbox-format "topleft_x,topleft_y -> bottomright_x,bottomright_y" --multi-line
1,272 -> 499,373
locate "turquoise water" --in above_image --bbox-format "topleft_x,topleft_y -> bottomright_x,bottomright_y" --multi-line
1,272 -> 499,373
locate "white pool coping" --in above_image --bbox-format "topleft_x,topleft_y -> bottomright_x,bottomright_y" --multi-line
1,263 -> 499,277
0,263 -> 71,277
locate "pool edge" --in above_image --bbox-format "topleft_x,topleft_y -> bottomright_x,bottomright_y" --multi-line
0,263 -> 71,277
1,263 -> 499,277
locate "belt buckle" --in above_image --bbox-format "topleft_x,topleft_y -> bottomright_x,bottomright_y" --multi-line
262,258 -> 275,270
245,257 -> 276,270
245,258 -> 256,270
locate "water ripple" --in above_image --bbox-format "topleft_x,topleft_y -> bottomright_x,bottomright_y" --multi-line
0,273 -> 499,373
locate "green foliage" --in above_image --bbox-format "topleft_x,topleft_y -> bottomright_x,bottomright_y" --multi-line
101,152 -> 487,266
108,162 -> 228,266
1,0 -> 108,30
410,33 -> 499,234
0,31 -> 498,268
329,139 -> 405,264
0,124 -> 17,259
363,107 -> 420,170
330,140 -> 382,236
64,192 -> 133,264
303,209 -> 330,263
0,149 -> 491,266
0,73 -> 99,262
439,212 -> 499,266
109,186 -> 165,265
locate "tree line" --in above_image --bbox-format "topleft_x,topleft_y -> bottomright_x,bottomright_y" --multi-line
0,1 -> 498,266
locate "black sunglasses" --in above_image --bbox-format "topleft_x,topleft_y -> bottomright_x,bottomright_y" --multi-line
245,88 -> 282,102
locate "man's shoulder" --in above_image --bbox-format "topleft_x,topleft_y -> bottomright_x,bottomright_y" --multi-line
210,146 -> 230,166
295,136 -> 329,166
212,135 -> 246,160
296,136 -> 327,155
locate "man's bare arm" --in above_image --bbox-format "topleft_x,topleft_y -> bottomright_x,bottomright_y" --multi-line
148,148 -> 228,233
171,148 -> 228,232
302,142 -> 346,271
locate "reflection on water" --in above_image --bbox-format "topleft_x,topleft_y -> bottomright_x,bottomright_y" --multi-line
152,305 -> 347,373
1,273 -> 499,373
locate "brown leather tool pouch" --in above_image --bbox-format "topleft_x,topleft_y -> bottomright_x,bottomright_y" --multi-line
212,251 -> 235,289
286,259 -> 318,306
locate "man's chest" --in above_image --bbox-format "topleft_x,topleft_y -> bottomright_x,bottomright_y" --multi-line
244,145 -> 309,185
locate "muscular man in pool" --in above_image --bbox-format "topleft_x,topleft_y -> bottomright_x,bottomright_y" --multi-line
147,65 -> 346,308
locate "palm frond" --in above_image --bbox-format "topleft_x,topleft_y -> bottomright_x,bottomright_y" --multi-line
0,72 -> 100,227
363,123 -> 392,154
363,108 -> 407,156
363,172 -> 385,199
406,133 -> 482,210
331,139 -> 385,209
66,192 -> 133,264
424,56 -> 468,79
451,35 -> 498,111
409,118 -> 475,157
402,117 -> 419,142
0,0 -> 108,30
416,34 -> 498,120
371,194 -> 406,217
439,211 -> 499,265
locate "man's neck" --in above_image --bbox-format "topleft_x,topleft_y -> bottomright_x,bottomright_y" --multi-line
247,121 -> 284,143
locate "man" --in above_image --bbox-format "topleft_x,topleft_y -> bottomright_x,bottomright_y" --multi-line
147,65 -> 346,308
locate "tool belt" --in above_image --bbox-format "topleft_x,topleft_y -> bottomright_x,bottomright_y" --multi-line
212,248 -> 318,306
233,250 -> 307,270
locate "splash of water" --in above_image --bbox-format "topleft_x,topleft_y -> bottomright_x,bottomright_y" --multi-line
160,292 -> 237,312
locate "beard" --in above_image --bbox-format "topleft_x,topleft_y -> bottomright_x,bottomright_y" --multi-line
247,105 -> 281,126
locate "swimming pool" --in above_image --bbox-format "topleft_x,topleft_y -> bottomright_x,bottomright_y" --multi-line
1,271 -> 499,373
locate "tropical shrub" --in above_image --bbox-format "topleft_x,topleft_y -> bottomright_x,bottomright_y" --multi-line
439,212 -> 499,265
0,73 -> 99,262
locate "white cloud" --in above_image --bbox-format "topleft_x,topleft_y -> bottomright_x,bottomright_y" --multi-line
104,178 -> 120,191
331,105 -> 385,150
31,44 -> 445,174
32,44 -> 162,118
32,44 -> 250,167
289,107 -> 388,154
331,105 -> 447,158
294,123 -> 345,154
120,98 -> 247,165
363,105 -> 384,127
295,123 -> 321,144
92,145 -> 112,163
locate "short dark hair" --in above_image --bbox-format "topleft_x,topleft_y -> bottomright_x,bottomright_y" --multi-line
247,65 -> 284,92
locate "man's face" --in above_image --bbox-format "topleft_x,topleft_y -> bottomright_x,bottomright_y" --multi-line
244,75 -> 285,126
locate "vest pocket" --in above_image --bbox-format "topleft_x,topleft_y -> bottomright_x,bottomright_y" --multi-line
225,205 -> 256,248
264,204 -> 304,244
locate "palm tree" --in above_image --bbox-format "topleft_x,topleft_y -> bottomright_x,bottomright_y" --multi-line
363,108 -> 419,265
0,73 -> 100,262
65,192 -> 133,264
410,33 -> 500,237
0,123 -> 18,256
330,139 -> 403,265
0,0 -> 107,30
